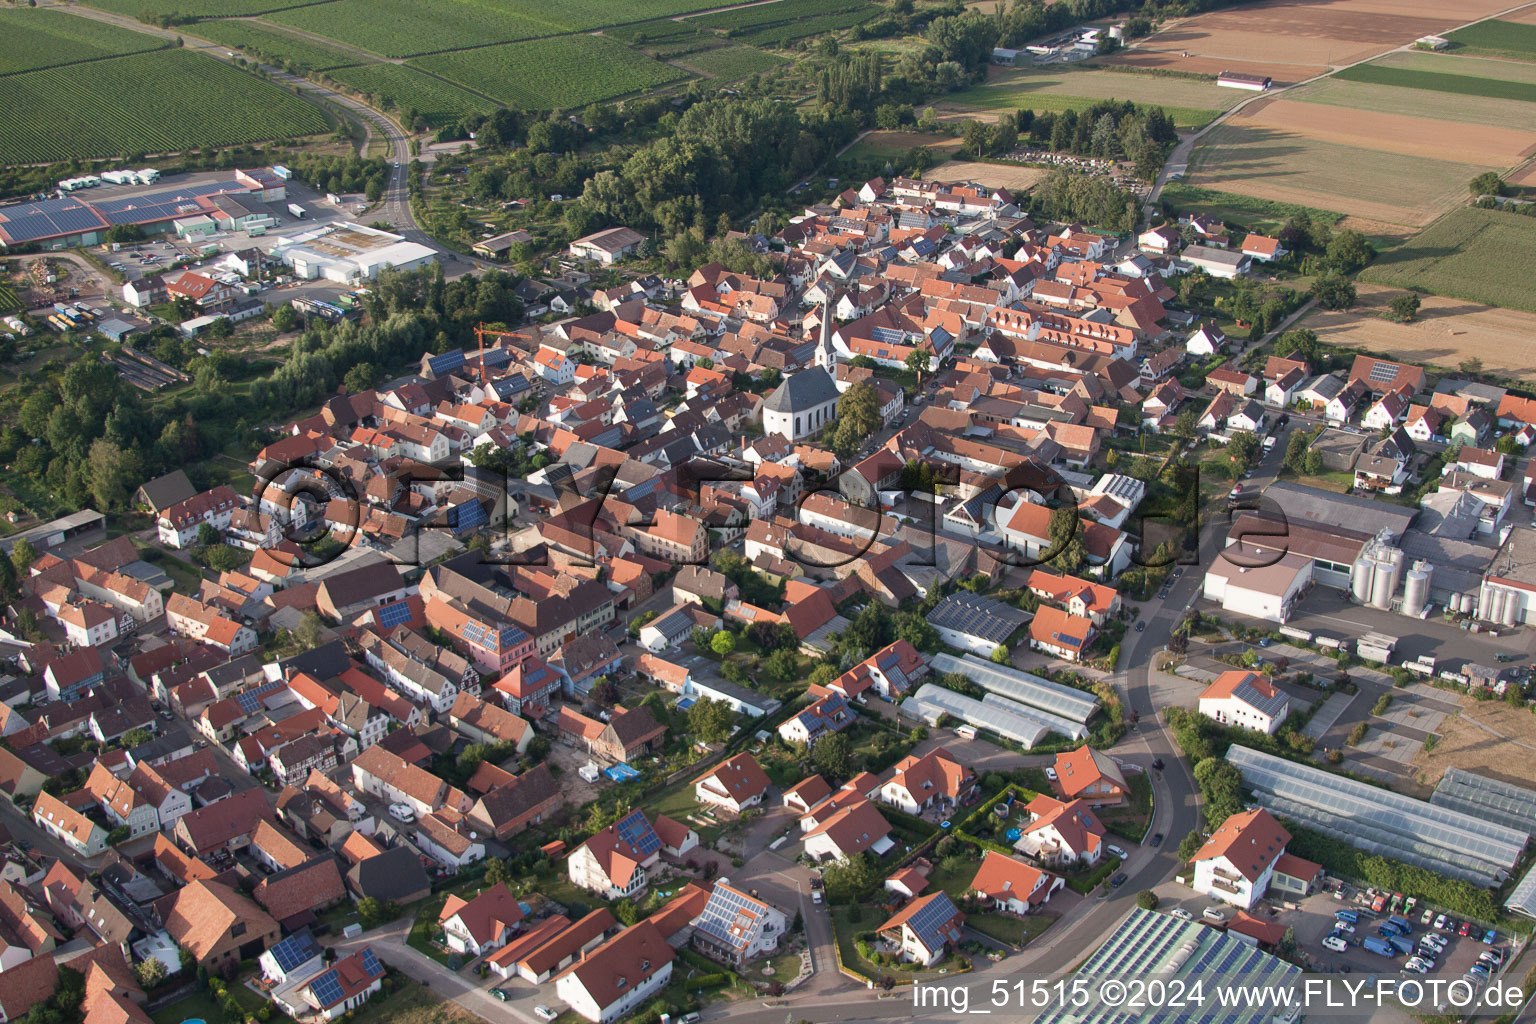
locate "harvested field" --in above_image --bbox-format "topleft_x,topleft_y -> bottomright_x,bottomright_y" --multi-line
1508,160 -> 1536,187
1234,96 -> 1536,166
941,66 -> 1236,128
1410,699 -> 1536,791
1123,0 -> 1510,70
923,160 -> 1050,191
846,130 -> 963,159
1186,119 -> 1498,226
1104,52 -> 1328,83
1360,206 -> 1536,313
1302,282 -> 1536,382
1289,77 -> 1536,132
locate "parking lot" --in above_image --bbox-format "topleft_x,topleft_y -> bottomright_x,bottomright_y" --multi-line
1288,889 -> 1507,982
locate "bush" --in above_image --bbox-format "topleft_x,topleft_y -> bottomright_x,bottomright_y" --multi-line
1348,722 -> 1369,745
1371,694 -> 1393,716
1136,890 -> 1159,910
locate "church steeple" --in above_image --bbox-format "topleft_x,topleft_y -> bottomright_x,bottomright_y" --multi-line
816,296 -> 837,375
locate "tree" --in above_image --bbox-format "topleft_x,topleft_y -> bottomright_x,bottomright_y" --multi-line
1386,293 -> 1420,323
710,630 -> 736,657
763,648 -> 799,683
904,347 -> 928,378
121,728 -> 154,749
1280,327 -> 1321,366
831,380 -> 882,456
1461,357 -> 1484,376
1303,449 -> 1323,476
134,956 -> 168,989
812,732 -> 855,779
484,857 -> 513,886
10,538 -> 37,574
1470,171 -> 1505,197
357,897 -> 401,928
1045,506 -> 1085,574
963,119 -> 990,159
297,610 -> 324,650
1283,430 -> 1308,474
1497,433 -> 1521,455
1171,408 -> 1199,441
270,304 -> 299,332
613,898 -> 642,926
1192,758 -> 1244,830
821,853 -> 878,903
197,522 -> 221,548
87,439 -> 141,510
687,696 -> 734,744
1310,272 -> 1356,311
343,361 -> 378,393
1323,230 -> 1373,274
1136,890 -> 1160,910
990,645 -> 1010,664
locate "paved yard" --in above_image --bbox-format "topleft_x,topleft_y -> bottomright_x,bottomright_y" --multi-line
1301,692 -> 1355,741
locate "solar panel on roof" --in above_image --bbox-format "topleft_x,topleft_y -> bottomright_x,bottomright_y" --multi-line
268,932 -> 320,972
615,809 -> 661,857
375,600 -> 413,629
905,893 -> 959,948
1369,362 -> 1399,383
359,949 -> 381,976
310,970 -> 343,1007
870,326 -> 906,345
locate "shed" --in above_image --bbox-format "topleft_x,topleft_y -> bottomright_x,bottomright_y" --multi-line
97,318 -> 138,343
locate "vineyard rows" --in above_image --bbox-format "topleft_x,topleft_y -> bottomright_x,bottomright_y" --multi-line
689,0 -> 871,32
194,18 -> 360,71
410,35 -> 686,110
734,7 -> 879,46
83,0 -> 331,17
0,50 -> 328,164
0,8 -> 165,75
326,63 -> 497,127
677,45 -> 785,81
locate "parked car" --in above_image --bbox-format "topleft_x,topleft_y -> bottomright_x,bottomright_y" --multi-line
1136,621 -> 1145,632
812,891 -> 823,904
1480,949 -> 1504,967
1044,767 -> 1058,781
1483,929 -> 1499,945
1171,908 -> 1193,921
534,1009 -> 558,1022
1422,933 -> 1448,952
1150,831 -> 1165,845
388,803 -> 415,823
1110,873 -> 1127,888
1108,845 -> 1129,859
491,990 -> 510,1002
1459,921 -> 1475,937
1434,914 -> 1449,931
1334,922 -> 1355,936
1420,908 -> 1435,925
1322,936 -> 1348,953
1203,907 -> 1228,923
1403,959 -> 1429,974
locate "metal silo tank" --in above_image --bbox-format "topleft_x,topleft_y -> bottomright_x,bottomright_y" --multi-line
1370,557 -> 1395,609
1504,589 -> 1522,627
1351,554 -> 1374,603
1489,586 -> 1508,624
1402,562 -> 1431,618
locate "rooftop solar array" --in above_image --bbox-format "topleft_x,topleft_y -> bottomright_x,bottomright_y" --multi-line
359,948 -> 382,977
375,599 -> 414,630
1432,767 -> 1536,837
931,652 -> 1098,724
1034,908 -> 1300,1024
1368,361 -> 1400,384
91,180 -> 247,225
236,677 -> 288,714
309,969 -> 344,1009
0,197 -> 109,244
694,884 -> 765,951
1228,745 -> 1527,886
906,683 -> 1070,746
614,809 -> 661,858
903,892 -> 961,950
266,930 -> 321,972
925,593 -> 1029,645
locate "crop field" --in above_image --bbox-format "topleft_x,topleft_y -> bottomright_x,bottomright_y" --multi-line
410,36 -> 686,110
1289,77 -> 1536,132
0,8 -> 166,74
1104,52 -> 1330,83
673,45 -> 784,80
0,49 -> 328,164
266,0 -> 556,56
940,67 -> 1234,128
0,284 -> 19,314
82,0 -> 326,16
1334,63 -> 1536,103
325,64 -> 497,126
266,0 -> 730,56
192,19 -> 361,71
1186,106 -> 1505,226
603,18 -> 702,45
690,0 -> 867,32
1360,207 -> 1536,314
844,130 -> 964,161
1304,282 -> 1536,382
1445,19 -> 1536,60
924,160 -> 1049,191
1119,0 -> 1507,69
1372,50 -> 1536,84
1158,183 -> 1345,227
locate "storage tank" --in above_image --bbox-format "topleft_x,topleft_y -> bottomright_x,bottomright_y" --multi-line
1350,555 -> 1374,603
1370,552 -> 1401,609
1488,587 -> 1508,625
1504,589 -> 1522,627
1402,561 -> 1432,618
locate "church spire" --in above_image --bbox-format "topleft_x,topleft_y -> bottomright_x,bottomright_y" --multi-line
817,295 -> 837,375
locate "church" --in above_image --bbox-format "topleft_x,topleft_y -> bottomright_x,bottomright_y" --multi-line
763,303 -> 840,442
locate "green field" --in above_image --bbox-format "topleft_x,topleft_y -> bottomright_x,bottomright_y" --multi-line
82,0 -> 327,15
326,64 -> 497,126
1361,207 -> 1536,313
688,0 -> 878,45
0,284 -> 20,314
1446,19 -> 1536,61
1334,63 -> 1536,103
602,17 -> 704,44
1290,77 -> 1536,132
0,49 -> 328,163
1373,50 -> 1536,85
1159,183 -> 1345,226
734,7 -> 878,46
267,0 -> 731,56
943,68 -> 1235,129
0,8 -> 166,74
193,19 -> 363,70
675,44 -> 785,80
267,0 -> 557,57
410,36 -> 687,110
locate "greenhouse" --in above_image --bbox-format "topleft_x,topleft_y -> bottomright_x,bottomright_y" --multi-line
904,683 -> 1081,747
1227,745 -> 1527,886
930,652 -> 1098,724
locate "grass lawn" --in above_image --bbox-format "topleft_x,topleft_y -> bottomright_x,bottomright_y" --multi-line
151,976 -> 297,1024
968,910 -> 1058,948
405,893 -> 458,967
1098,773 -> 1153,842
350,980 -> 483,1024
930,856 -> 974,899
640,777 -> 724,845
1275,465 -> 1356,494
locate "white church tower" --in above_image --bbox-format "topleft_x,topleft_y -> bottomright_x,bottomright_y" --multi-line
814,297 -> 838,376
